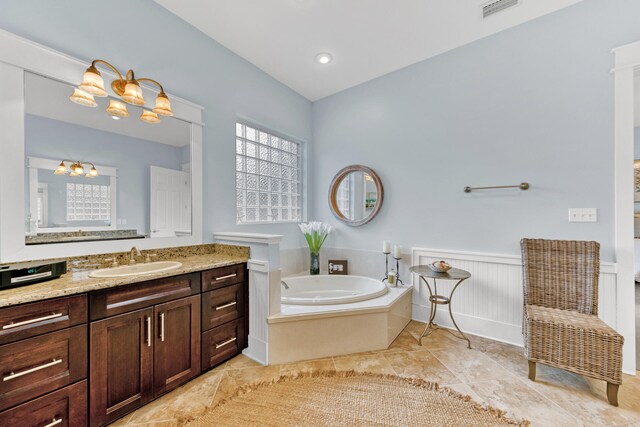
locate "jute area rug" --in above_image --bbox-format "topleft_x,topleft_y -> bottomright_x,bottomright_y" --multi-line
183,371 -> 528,427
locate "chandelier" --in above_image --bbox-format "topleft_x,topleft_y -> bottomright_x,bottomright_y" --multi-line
69,59 -> 173,123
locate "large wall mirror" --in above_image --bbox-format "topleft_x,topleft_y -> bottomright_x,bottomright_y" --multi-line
328,165 -> 384,226
24,72 -> 192,245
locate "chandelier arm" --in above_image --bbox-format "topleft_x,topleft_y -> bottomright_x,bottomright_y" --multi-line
137,77 -> 165,94
91,59 -> 124,82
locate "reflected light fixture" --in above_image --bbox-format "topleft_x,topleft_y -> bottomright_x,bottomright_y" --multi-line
70,59 -> 173,122
69,88 -> 97,107
54,160 -> 99,178
140,110 -> 160,124
106,99 -> 129,119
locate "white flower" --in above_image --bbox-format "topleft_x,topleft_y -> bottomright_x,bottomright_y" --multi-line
299,221 -> 333,254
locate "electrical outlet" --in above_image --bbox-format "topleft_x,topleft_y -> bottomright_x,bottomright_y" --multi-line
568,208 -> 597,223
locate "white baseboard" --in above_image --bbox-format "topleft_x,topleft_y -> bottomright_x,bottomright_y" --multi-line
412,303 -> 524,347
243,335 -> 268,365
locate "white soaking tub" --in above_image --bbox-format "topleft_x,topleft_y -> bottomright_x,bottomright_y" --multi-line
281,275 -> 389,305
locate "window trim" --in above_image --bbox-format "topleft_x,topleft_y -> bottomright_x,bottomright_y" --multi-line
235,121 -> 305,225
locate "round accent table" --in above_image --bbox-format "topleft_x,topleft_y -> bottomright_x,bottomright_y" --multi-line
409,265 -> 472,349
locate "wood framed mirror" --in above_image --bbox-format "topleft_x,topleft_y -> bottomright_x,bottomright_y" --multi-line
328,165 -> 384,226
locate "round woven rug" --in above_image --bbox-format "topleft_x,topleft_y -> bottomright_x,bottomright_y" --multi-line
183,371 -> 528,427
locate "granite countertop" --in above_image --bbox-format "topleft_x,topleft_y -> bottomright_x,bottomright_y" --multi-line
0,244 -> 249,308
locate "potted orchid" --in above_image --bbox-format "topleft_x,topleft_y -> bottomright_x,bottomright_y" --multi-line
299,221 -> 333,275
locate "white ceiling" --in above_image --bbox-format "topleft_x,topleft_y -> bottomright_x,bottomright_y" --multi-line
25,73 -> 191,147
155,0 -> 584,101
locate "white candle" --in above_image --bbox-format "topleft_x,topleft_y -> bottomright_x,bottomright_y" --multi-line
393,245 -> 402,259
383,240 -> 391,254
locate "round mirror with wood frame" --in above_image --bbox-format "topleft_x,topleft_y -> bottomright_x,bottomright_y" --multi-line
328,165 -> 384,226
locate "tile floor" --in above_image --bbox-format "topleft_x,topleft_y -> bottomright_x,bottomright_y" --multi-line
110,321 -> 640,427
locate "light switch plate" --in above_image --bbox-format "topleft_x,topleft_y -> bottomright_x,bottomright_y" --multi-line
568,208 -> 597,223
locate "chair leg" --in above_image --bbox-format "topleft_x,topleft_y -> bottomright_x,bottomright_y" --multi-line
528,361 -> 536,381
607,382 -> 619,407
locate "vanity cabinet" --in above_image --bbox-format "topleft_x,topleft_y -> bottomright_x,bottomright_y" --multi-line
0,263 -> 248,426
89,275 -> 202,426
89,308 -> 154,427
0,295 -> 88,426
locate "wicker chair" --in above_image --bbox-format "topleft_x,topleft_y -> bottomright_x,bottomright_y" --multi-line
521,239 -> 624,406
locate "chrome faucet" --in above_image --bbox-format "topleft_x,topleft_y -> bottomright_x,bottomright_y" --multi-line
281,280 -> 289,290
129,246 -> 142,265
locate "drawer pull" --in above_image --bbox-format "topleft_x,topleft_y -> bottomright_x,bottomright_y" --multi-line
215,301 -> 237,311
160,312 -> 165,342
3,358 -> 62,381
43,418 -> 62,427
2,312 -> 63,330
145,316 -> 151,347
215,337 -> 237,349
215,273 -> 237,281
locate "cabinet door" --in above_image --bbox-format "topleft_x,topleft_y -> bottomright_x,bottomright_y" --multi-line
90,308 -> 153,427
153,295 -> 201,397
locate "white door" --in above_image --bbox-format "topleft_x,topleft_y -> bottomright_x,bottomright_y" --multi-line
150,166 -> 191,237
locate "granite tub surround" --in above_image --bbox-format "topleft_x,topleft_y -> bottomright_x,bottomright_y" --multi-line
0,243 -> 249,308
25,229 -> 145,245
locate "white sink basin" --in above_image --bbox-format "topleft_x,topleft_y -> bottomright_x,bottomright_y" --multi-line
89,261 -> 183,278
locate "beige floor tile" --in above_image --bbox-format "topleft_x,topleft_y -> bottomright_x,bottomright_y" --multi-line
383,350 -> 461,384
467,376 -> 581,427
127,370 -> 224,425
279,357 -> 336,376
332,353 -> 397,375
225,353 -> 263,369
430,347 -> 514,384
211,365 -> 283,407
525,369 -> 640,426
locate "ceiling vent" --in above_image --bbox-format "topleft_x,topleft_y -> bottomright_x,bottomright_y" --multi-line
482,0 -> 519,19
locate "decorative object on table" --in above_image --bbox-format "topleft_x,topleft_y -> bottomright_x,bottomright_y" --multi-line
387,270 -> 396,286
328,260 -> 348,275
183,371 -> 528,427
428,260 -> 452,273
463,182 -> 529,193
381,240 -> 391,283
299,222 -> 333,275
393,245 -> 404,286
409,265 -> 472,349
328,165 -> 384,227
521,238 -> 623,406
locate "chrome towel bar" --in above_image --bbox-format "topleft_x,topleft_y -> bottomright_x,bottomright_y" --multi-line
464,182 -> 530,193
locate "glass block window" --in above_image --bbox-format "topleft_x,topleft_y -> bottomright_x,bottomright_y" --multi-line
66,183 -> 111,221
236,123 -> 302,223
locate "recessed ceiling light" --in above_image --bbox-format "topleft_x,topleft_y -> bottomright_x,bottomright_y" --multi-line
315,53 -> 333,65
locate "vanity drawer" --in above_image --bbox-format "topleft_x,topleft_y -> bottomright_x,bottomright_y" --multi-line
202,264 -> 246,292
90,272 -> 200,321
0,295 -> 87,345
0,380 -> 87,427
0,325 -> 87,412
202,283 -> 245,331
202,318 -> 245,371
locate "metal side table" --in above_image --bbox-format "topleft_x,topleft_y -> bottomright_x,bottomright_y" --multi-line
409,265 -> 472,349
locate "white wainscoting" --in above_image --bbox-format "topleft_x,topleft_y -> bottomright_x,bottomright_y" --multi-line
411,248 -> 618,347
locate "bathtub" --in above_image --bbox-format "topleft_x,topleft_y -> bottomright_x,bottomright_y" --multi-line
281,275 -> 389,305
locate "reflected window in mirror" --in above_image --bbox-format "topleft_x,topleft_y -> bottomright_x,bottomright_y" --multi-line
329,165 -> 383,226
24,72 -> 194,245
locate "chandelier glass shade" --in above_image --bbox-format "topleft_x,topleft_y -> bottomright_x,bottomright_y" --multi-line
70,59 -> 173,123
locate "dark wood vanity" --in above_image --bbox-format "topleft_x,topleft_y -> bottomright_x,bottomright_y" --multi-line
0,263 -> 249,427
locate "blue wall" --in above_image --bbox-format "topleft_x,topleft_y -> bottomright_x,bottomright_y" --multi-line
0,0 -> 313,249
311,0 -> 640,261
26,115 -> 185,234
